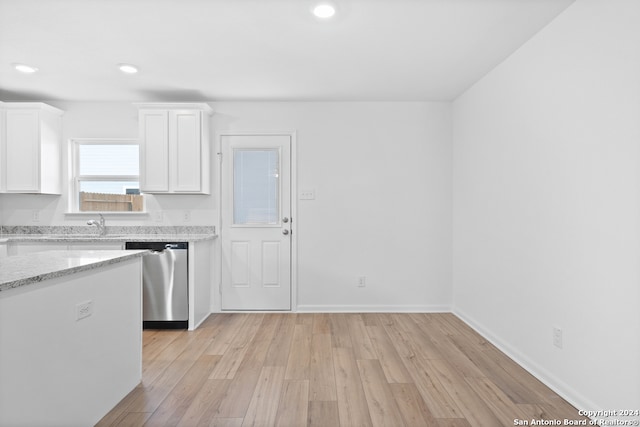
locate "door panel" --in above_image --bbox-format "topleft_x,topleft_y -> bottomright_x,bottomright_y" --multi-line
221,135 -> 292,310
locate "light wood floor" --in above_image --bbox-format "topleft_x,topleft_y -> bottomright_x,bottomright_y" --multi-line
97,313 -> 585,427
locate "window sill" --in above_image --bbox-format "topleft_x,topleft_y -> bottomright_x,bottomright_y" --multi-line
64,212 -> 150,219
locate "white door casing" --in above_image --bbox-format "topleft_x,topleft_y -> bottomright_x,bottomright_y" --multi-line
220,134 -> 293,310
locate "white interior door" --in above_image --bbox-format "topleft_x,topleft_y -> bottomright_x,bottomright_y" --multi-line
221,134 -> 292,310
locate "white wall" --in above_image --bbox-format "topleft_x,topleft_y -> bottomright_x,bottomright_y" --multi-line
212,102 -> 452,311
453,0 -> 640,411
0,101 -> 453,311
0,101 -> 217,226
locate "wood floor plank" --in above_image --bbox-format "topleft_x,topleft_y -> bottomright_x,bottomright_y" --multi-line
380,316 -> 464,419
333,347 -> 374,426
214,315 -> 281,418
194,313 -> 235,340
176,379 -> 231,427
241,366 -> 286,427
436,419 -> 472,427
142,332 -> 202,386
361,313 -> 381,326
330,314 -> 353,348
447,333 -> 546,405
356,359 -> 406,426
399,353 -> 464,419
100,314 -> 590,427
143,354 -> 220,426
213,358 -> 266,418
366,325 -> 412,384
538,398 -> 588,422
426,358 -> 506,427
142,330 -> 181,362
114,411 -> 152,426
274,380 -> 310,427
209,418 -> 244,427
379,314 -> 437,362
410,316 -> 486,378
284,324 -> 312,380
309,333 -> 337,401
481,342 -> 567,405
463,376 -> 530,424
96,387 -> 146,426
348,314 -> 377,360
205,313 -> 250,356
308,401 -> 340,427
390,313 -> 443,360
389,383 -> 439,427
129,338 -> 211,413
296,313 -> 315,325
263,313 -> 296,367
210,314 -> 265,379
436,313 -> 490,346
312,313 -> 331,334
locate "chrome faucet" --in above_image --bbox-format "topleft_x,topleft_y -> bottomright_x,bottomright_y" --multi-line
87,214 -> 106,236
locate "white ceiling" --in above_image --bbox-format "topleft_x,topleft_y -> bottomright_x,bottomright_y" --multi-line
0,0 -> 574,102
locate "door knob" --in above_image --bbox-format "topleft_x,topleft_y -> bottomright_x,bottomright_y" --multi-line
282,229 -> 290,235
283,217 -> 289,223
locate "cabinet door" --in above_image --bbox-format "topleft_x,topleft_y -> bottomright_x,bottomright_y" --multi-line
140,110 -> 169,192
68,243 -> 125,250
170,110 -> 202,192
5,110 -> 40,192
0,108 -> 5,192
9,242 -> 69,256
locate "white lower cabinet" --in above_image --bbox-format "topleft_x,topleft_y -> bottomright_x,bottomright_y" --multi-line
8,242 -> 69,256
67,243 -> 125,250
8,241 -> 124,256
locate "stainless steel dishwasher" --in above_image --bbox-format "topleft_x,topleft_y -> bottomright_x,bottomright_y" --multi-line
125,242 -> 188,329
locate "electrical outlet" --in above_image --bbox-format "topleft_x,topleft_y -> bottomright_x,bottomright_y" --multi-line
183,210 -> 191,222
32,210 -> 40,222
357,276 -> 366,287
300,190 -> 315,200
76,300 -> 93,321
553,327 -> 563,349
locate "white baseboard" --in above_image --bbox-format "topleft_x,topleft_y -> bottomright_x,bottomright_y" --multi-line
452,308 -> 599,415
296,304 -> 451,313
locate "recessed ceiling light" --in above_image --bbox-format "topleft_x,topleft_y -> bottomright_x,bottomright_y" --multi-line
313,3 -> 336,19
118,63 -> 138,74
13,63 -> 38,73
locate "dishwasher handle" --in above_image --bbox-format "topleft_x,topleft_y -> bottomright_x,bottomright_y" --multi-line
125,241 -> 188,251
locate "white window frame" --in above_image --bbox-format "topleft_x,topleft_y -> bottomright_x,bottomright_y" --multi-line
69,138 -> 143,213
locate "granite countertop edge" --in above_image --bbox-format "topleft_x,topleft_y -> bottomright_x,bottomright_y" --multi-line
0,250 -> 148,293
0,233 -> 217,243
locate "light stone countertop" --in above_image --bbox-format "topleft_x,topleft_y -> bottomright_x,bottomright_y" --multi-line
0,225 -> 216,243
0,233 -> 216,243
0,250 -> 148,292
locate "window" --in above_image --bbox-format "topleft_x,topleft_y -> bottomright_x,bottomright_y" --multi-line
71,139 -> 144,212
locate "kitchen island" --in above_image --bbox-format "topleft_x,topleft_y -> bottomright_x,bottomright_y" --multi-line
0,225 -> 217,330
0,250 -> 147,427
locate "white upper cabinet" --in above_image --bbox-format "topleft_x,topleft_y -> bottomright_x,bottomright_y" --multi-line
0,102 -> 63,194
135,103 -> 212,194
